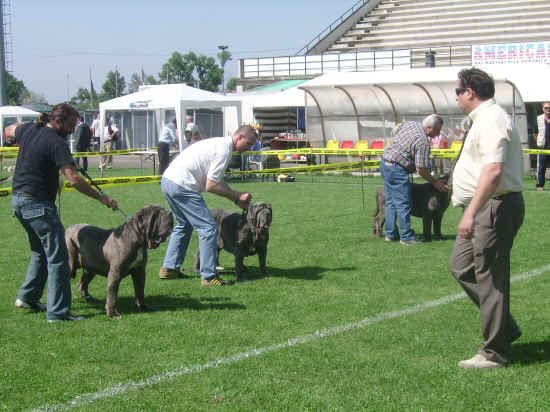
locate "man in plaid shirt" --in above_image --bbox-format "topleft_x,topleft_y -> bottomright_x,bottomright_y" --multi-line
381,115 -> 449,245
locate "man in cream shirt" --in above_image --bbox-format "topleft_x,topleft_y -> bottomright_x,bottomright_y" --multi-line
159,125 -> 257,285
450,68 -> 524,369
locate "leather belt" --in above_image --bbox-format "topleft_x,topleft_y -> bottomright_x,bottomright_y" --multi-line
492,192 -> 520,200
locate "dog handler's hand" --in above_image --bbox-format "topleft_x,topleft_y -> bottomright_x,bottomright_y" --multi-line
100,194 -> 118,211
234,192 -> 252,209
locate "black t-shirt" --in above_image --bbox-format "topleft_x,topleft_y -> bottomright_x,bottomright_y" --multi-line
12,122 -> 75,202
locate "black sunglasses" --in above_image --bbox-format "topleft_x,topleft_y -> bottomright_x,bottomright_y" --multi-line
543,107 -> 550,110
455,87 -> 467,96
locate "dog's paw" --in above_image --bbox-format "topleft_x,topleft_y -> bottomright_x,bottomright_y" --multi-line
106,309 -> 122,318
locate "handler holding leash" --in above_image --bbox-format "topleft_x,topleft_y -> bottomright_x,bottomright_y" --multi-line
8,104 -> 118,323
451,68 -> 524,369
380,114 -> 448,245
159,125 -> 257,285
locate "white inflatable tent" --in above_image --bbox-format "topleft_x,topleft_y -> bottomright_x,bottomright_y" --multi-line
298,64 -> 550,148
0,106 -> 40,146
99,84 -> 242,150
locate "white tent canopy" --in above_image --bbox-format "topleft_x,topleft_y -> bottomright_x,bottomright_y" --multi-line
299,64 -> 538,147
0,106 -> 40,146
99,83 -> 242,149
223,86 -> 306,140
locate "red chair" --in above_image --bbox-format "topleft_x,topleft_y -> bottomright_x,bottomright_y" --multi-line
370,140 -> 384,149
340,140 -> 355,149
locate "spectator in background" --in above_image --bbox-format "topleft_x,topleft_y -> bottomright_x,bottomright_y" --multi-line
73,115 -> 92,172
158,118 -> 178,175
535,101 -> 550,191
380,115 -> 449,245
7,104 -> 118,322
102,117 -> 118,169
183,123 -> 199,150
450,67 -> 524,369
430,132 -> 449,176
90,113 -> 101,152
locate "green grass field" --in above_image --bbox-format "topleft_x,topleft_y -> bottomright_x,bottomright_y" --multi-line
1,169 -> 550,411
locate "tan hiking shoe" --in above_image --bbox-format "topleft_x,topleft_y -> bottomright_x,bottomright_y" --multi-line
159,267 -> 186,280
200,276 -> 227,287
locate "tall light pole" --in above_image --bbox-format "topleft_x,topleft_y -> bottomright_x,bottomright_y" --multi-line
217,45 -> 230,94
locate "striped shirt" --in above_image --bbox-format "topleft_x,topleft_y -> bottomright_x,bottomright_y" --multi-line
383,121 -> 431,173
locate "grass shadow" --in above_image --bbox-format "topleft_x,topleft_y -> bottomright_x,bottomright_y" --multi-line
511,339 -> 550,365
79,294 -> 247,317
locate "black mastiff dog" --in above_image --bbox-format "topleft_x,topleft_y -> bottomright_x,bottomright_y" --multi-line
195,202 -> 272,281
66,205 -> 173,318
372,179 -> 450,241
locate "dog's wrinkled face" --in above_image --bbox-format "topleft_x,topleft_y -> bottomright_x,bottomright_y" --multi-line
136,205 -> 173,249
247,202 -> 272,234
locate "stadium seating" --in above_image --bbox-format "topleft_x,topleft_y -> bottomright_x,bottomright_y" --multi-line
322,0 -> 550,67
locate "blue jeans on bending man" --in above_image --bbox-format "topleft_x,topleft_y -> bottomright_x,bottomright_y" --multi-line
380,160 -> 416,242
12,194 -> 73,321
161,177 -> 218,280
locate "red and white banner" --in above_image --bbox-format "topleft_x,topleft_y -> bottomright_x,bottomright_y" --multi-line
472,42 -> 550,65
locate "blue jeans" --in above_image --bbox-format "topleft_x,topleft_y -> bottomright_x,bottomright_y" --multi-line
536,154 -> 549,188
11,194 -> 73,320
380,161 -> 416,241
161,178 -> 218,279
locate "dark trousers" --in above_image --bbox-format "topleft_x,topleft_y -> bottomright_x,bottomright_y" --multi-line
536,154 -> 549,188
158,142 -> 170,176
75,155 -> 88,172
449,192 -> 524,364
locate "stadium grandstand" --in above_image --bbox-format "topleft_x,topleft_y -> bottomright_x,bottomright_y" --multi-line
239,0 -> 550,86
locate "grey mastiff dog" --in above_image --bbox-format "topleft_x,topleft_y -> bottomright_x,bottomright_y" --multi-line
66,205 -> 173,318
195,202 -> 272,281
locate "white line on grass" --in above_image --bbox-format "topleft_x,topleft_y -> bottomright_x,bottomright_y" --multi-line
29,264 -> 550,412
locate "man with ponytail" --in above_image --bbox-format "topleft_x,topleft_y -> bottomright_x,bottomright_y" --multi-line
6,103 -> 119,323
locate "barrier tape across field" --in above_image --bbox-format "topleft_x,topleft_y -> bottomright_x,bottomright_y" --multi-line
2,146 -> 547,198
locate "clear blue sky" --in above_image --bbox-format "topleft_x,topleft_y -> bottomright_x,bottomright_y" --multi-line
11,0 -> 356,104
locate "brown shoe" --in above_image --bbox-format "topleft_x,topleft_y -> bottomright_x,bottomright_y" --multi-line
159,267 -> 186,280
200,276 -> 227,287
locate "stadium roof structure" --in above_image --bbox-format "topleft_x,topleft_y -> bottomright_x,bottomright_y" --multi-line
298,64 -> 548,146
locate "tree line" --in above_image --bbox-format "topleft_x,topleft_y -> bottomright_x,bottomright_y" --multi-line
9,49 -> 239,110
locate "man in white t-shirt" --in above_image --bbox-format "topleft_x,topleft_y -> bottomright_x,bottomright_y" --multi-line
159,125 -> 258,285
450,68 -> 524,369
158,118 -> 178,175
90,113 -> 101,152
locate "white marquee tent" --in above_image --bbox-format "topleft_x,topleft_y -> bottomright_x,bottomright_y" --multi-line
99,84 -> 242,150
0,106 -> 40,146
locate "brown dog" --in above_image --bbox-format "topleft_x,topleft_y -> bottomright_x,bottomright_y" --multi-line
66,205 -> 173,318
195,202 -> 272,281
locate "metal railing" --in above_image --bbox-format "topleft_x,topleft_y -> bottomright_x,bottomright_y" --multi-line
295,0 -> 374,56
241,45 -> 473,80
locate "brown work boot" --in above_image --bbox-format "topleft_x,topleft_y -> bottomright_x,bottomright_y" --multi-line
159,267 -> 186,280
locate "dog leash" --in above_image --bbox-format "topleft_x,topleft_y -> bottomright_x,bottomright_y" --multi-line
75,164 -> 130,221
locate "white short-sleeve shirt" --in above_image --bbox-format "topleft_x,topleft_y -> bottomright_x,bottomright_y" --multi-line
163,136 -> 234,192
452,99 -> 524,207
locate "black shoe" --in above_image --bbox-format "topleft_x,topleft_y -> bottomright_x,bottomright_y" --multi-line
47,312 -> 85,323
15,298 -> 47,312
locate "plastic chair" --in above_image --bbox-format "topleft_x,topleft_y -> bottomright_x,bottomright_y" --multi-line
325,140 -> 339,149
450,140 -> 463,150
370,140 -> 384,149
340,140 -> 355,149
355,140 -> 369,151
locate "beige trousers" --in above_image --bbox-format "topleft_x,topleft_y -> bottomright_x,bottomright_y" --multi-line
450,192 -> 524,364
